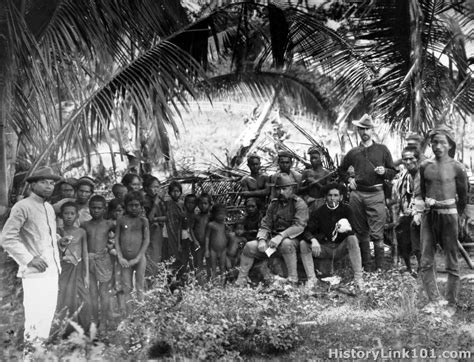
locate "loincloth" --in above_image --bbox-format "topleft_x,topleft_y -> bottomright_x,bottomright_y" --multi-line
88,249 -> 113,282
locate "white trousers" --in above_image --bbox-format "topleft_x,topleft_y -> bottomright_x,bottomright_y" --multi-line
22,276 -> 58,343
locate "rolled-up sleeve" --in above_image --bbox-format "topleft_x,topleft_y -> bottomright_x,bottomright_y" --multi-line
279,199 -> 308,239
0,205 -> 34,267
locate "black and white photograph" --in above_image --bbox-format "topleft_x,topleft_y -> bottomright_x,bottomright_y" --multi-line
0,0 -> 473,360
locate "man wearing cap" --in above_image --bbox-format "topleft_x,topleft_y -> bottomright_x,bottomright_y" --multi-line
0,166 -> 63,346
416,125 -> 468,314
239,154 -> 270,208
235,174 -> 309,286
300,183 -> 363,289
338,114 -> 397,270
269,151 -> 302,199
300,146 -> 332,212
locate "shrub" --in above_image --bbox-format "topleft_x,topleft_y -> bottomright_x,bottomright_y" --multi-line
115,280 -> 303,359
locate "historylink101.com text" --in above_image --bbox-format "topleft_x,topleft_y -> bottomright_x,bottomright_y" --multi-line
328,348 -> 471,360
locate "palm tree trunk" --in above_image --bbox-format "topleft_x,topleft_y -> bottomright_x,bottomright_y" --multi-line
0,18 -> 12,215
409,0 -> 423,133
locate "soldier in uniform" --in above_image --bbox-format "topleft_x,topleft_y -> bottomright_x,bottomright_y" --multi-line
235,174 -> 309,286
338,114 -> 397,270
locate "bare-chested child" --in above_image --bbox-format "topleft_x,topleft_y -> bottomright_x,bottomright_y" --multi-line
115,191 -> 150,314
205,204 -> 228,278
191,193 -> 212,269
417,126 -> 468,315
300,146 -> 331,212
106,198 -> 126,316
81,195 -> 115,332
226,221 -> 247,270
57,202 -> 91,336
181,194 -> 198,272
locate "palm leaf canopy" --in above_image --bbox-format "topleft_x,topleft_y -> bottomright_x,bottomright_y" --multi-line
331,0 -> 473,133
9,0 -> 372,175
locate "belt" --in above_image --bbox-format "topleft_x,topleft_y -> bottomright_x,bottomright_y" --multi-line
355,184 -> 383,192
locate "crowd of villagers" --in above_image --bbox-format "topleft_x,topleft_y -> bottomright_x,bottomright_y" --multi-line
1,114 -> 470,339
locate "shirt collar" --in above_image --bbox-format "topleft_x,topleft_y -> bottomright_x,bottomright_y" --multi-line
29,192 -> 46,203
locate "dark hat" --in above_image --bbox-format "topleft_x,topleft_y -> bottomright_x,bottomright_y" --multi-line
277,150 -> 293,159
26,166 -> 61,183
274,173 -> 298,188
307,146 -> 322,155
77,176 -> 96,188
429,125 -> 456,157
352,114 -> 375,129
322,182 -> 346,196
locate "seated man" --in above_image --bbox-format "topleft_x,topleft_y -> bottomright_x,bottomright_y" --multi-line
235,174 -> 309,286
300,183 -> 363,289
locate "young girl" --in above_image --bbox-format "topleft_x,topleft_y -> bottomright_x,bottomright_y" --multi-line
205,204 -> 228,278
115,191 -> 150,314
142,175 -> 165,263
191,193 -> 212,269
57,201 -> 91,336
121,173 -> 142,192
106,198 -> 125,316
155,181 -> 185,262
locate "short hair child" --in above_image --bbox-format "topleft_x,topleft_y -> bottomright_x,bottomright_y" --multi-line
81,193 -> 115,331
112,183 -> 128,200
191,193 -> 212,270
57,201 -> 91,336
226,221 -> 247,270
115,190 -> 150,314
205,204 -> 228,278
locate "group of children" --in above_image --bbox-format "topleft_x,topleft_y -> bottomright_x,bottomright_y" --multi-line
54,174 -> 260,336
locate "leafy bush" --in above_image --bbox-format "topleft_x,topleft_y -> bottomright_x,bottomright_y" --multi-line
115,280 -> 303,359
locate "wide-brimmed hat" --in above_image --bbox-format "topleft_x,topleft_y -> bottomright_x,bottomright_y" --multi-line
26,166 -> 61,183
274,173 -> 298,188
352,114 -> 375,129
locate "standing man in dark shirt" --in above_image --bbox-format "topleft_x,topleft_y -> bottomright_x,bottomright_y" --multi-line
338,114 -> 397,270
300,183 -> 363,289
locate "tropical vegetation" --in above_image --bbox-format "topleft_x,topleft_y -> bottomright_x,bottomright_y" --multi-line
0,0 -> 472,212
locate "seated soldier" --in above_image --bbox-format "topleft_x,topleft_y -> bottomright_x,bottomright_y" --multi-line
300,183 -> 363,290
235,174 -> 308,286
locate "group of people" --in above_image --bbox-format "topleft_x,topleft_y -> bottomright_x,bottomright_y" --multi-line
0,114 -> 469,351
